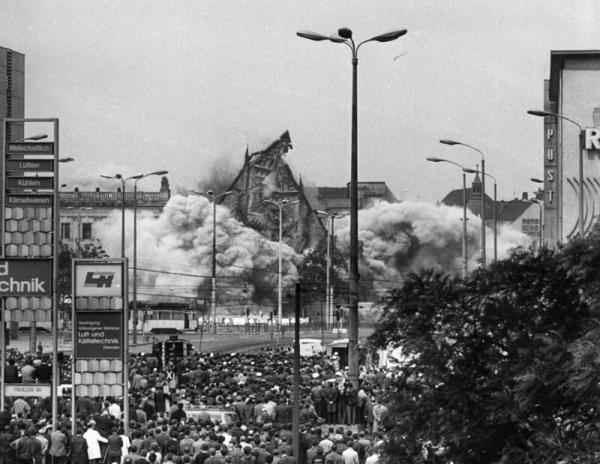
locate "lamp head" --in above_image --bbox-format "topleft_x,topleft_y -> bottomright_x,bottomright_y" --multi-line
531,177 -> 544,183
426,157 -> 444,163
527,110 -> 552,118
59,157 -> 74,163
463,168 -> 478,174
440,139 -> 460,146
297,31 -> 332,41
207,190 -> 214,196
153,170 -> 168,176
26,134 -> 48,141
337,27 -> 353,39
371,29 -> 407,42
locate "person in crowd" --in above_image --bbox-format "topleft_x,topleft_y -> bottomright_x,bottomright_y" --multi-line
49,426 -> 69,464
20,359 -> 36,383
83,421 -> 108,464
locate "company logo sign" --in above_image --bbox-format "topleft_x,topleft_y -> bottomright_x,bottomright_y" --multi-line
84,272 -> 115,288
75,263 -> 123,297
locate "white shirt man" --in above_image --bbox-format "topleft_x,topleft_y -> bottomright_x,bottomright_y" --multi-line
341,442 -> 359,464
318,435 -> 333,455
83,423 -> 108,463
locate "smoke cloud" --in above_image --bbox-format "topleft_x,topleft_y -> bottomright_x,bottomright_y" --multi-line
95,194 -> 300,312
94,197 -> 532,313
334,200 -> 532,293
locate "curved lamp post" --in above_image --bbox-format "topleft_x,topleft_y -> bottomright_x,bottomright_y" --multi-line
440,139 -> 486,266
528,110 -> 584,238
192,190 -> 233,334
315,210 -> 347,328
132,171 -> 168,344
298,26 -> 407,392
427,157 -> 470,276
464,167 -> 497,262
265,199 -> 299,331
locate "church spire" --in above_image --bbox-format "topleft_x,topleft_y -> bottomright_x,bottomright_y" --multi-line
471,164 -> 482,194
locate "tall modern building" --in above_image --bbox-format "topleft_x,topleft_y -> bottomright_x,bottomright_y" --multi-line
537,50 -> 600,246
0,47 -> 25,143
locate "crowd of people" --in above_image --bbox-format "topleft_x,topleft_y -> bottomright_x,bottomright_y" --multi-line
0,343 -> 395,464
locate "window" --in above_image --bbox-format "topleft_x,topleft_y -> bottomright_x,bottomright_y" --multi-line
82,223 -> 92,240
60,223 -> 70,240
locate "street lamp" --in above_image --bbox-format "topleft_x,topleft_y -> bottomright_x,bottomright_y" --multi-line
315,210 -> 347,329
100,174 -> 127,258
427,157 -> 470,276
265,199 -> 299,331
528,110 -> 585,238
13,134 -> 48,142
298,26 -> 407,391
464,167 -> 497,262
132,170 -> 168,344
192,190 -> 233,334
440,139 -> 486,266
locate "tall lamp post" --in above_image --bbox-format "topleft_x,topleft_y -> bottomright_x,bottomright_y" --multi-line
427,157 -> 470,276
315,211 -> 347,329
298,26 -> 407,388
193,190 -> 232,334
265,199 -> 299,331
464,168 -> 497,262
100,174 -> 127,258
440,139 -> 486,266
132,170 -> 168,344
528,110 -> 585,238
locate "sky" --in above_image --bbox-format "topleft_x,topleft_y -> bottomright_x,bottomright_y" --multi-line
1,0 -> 600,204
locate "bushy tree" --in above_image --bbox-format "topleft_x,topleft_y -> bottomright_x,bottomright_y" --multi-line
57,243 -> 108,298
370,233 -> 600,464
297,237 -> 347,304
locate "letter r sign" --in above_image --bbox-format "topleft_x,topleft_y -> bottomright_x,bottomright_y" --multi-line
585,128 -> 600,150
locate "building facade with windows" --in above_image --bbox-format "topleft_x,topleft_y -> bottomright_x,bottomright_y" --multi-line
59,177 -> 171,252
536,50 -> 600,246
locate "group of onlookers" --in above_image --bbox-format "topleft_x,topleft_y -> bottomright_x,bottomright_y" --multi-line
0,344 -> 394,463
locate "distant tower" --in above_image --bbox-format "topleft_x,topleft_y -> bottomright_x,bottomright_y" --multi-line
468,167 -> 483,217
0,47 -> 25,143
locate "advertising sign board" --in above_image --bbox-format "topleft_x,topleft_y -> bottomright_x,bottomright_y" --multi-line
75,312 -> 123,359
5,177 -> 54,190
5,159 -> 54,172
0,259 -> 52,296
75,263 -> 123,297
5,142 -> 54,155
5,384 -> 52,398
6,195 -> 53,207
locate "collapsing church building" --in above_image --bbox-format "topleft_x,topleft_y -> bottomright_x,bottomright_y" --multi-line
220,131 -> 327,252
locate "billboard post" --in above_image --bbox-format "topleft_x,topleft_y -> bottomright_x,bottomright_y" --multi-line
1,118 -> 59,426
72,259 -> 127,434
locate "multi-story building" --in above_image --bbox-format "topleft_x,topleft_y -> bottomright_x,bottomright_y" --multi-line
0,47 -> 25,143
59,177 -> 171,251
535,50 -> 600,246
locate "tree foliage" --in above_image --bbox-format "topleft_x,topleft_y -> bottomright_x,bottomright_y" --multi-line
370,233 -> 600,464
57,243 -> 108,298
297,237 -> 347,304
